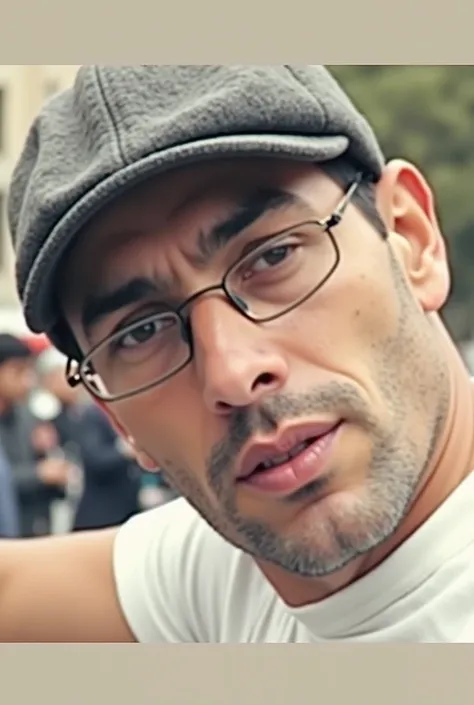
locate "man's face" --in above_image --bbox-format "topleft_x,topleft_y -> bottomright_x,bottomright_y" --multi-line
0,357 -> 36,405
62,158 -> 451,578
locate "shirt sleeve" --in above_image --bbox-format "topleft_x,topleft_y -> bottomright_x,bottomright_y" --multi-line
112,498 -> 206,643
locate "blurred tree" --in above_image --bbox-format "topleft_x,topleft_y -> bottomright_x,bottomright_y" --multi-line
329,66 -> 474,341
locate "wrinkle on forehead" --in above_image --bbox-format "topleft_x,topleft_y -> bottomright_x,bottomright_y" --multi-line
61,159 -> 330,318
76,158 -> 322,247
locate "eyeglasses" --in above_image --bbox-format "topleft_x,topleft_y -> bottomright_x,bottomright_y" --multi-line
66,174 -> 363,402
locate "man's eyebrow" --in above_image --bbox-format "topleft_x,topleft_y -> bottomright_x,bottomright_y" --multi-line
195,188 -> 307,262
81,277 -> 166,337
81,189 -> 308,335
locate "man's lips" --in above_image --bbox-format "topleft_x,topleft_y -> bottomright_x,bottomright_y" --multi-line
235,421 -> 342,482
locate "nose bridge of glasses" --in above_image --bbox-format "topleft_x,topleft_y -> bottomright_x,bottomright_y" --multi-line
176,280 -> 254,349
177,280 -> 249,323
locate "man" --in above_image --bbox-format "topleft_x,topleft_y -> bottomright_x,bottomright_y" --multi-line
32,347 -> 86,532
0,335 -> 31,539
34,346 -> 84,447
72,402 -> 141,532
1,65 -> 473,642
0,442 -> 20,538
0,334 -> 74,537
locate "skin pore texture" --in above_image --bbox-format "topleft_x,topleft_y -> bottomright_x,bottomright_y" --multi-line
59,157 -> 474,607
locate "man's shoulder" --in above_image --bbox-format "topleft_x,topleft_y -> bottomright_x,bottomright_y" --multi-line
116,495 -> 242,568
113,498 -> 274,641
114,498 -> 281,643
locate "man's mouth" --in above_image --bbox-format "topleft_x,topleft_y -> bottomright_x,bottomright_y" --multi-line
236,421 -> 343,496
253,438 -> 316,473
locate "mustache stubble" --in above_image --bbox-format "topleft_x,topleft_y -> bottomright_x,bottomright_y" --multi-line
207,380 -> 378,496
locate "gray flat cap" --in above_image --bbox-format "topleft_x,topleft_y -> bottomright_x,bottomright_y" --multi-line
8,65 -> 385,356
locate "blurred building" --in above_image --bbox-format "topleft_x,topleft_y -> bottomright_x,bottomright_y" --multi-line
0,65 -> 80,335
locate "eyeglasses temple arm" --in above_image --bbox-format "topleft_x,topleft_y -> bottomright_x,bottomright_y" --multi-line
323,172 -> 364,230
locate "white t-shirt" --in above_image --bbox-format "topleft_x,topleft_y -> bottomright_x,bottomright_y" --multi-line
113,472 -> 474,642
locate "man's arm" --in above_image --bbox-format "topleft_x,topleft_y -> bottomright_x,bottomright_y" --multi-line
0,497 -> 210,643
0,529 -> 136,642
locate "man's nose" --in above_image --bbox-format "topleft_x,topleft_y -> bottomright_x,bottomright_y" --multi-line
190,298 -> 289,414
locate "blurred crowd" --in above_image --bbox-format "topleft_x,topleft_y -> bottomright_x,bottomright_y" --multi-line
0,332 -> 178,538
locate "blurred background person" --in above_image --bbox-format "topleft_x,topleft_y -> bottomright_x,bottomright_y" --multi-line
72,402 -> 142,531
0,441 -> 20,538
32,346 -> 177,529
30,347 -> 86,532
0,333 -> 75,537
33,347 -> 85,455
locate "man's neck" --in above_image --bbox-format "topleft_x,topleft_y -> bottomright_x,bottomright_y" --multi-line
259,338 -> 474,608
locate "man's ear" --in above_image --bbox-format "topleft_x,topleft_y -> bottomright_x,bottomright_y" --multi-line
93,399 -> 159,472
375,159 -> 451,313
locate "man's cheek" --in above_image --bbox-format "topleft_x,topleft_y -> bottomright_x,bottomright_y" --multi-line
140,425 -> 196,472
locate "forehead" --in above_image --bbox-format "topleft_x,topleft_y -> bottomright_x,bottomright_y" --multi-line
60,158 -> 334,311
73,159 -> 329,253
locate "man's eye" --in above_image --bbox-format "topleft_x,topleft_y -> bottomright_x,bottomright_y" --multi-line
116,318 -> 171,350
243,243 -> 297,279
